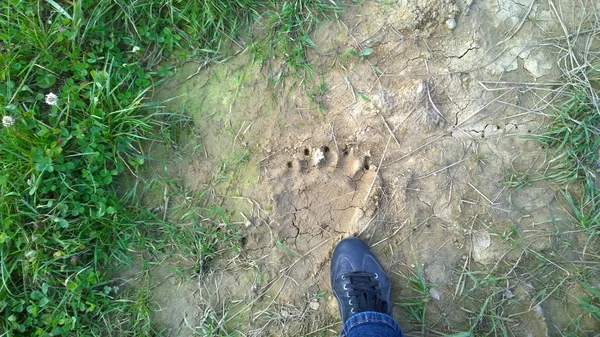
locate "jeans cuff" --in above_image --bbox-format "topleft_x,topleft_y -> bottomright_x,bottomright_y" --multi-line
341,311 -> 404,336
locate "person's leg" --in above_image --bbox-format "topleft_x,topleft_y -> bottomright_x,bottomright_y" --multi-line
331,237 -> 404,337
341,311 -> 403,337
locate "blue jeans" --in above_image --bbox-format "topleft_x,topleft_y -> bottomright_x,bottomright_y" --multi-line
340,311 -> 404,337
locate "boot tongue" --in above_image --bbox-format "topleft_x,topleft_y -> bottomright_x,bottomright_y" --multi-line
344,272 -> 388,313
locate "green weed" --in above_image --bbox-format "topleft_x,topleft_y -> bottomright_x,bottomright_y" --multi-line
0,0 -> 340,334
535,87 -> 600,185
563,188 -> 600,235
0,0 -> 256,335
459,272 -> 512,336
500,222 -> 520,242
579,281 -> 600,323
341,47 -> 374,62
532,63 -> 600,236
396,264 -> 430,335
186,206 -> 241,275
308,75 -> 329,111
257,0 -> 340,85
189,303 -> 237,337
276,239 -> 298,258
504,168 -> 536,189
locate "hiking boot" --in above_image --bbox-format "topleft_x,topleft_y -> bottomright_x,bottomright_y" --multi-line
330,237 -> 392,322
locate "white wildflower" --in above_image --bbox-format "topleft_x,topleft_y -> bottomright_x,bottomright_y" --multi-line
131,46 -> 141,53
2,115 -> 15,127
45,92 -> 58,106
25,250 -> 38,259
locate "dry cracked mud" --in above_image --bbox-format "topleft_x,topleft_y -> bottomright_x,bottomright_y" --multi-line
135,0 -> 600,336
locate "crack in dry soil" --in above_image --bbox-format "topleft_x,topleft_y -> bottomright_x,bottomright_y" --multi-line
143,0 -> 600,336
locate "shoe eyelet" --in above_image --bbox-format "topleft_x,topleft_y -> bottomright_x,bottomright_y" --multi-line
348,300 -> 353,305
341,275 -> 347,280
343,284 -> 348,290
346,292 -> 350,297
350,308 -> 356,314
374,273 -> 379,279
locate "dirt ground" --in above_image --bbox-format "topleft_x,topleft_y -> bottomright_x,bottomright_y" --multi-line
140,0 -> 600,336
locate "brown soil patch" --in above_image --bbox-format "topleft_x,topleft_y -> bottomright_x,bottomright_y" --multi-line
138,0 -> 600,336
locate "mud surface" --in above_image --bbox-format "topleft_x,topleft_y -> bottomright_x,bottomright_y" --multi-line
142,0 -> 600,336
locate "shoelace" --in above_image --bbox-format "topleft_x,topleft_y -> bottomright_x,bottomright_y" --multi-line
341,271 -> 388,314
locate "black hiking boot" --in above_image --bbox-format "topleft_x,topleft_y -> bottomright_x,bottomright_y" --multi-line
330,237 -> 392,323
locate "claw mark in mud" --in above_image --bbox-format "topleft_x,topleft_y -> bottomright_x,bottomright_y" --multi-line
272,145 -> 380,239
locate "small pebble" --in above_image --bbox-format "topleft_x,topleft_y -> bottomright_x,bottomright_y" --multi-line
429,288 -> 441,301
446,18 -> 457,30
314,148 -> 325,164
416,82 -> 424,95
309,300 -> 320,311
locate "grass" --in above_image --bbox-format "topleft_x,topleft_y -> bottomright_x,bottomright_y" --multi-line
530,54 -> 600,239
308,75 -> 329,111
396,264 -> 430,336
174,204 -> 242,276
252,0 -> 340,87
0,1 -> 170,332
10,0 -> 599,336
0,0 -> 332,335
460,272 -> 512,336
188,303 -> 237,336
579,281 -> 600,323
504,12 -> 600,333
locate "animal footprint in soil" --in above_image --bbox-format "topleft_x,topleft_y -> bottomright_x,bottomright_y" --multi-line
273,145 -> 379,237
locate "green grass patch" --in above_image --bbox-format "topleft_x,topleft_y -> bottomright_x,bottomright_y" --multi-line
533,64 -> 600,237
579,281 -> 600,323
1,0 -> 335,334
1,0 -> 336,335
0,1 -> 172,334
251,0 -> 340,86
396,264 -> 430,335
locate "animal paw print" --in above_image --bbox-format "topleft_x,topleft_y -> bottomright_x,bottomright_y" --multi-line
272,145 -> 379,239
